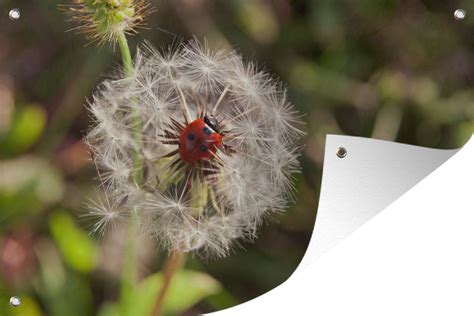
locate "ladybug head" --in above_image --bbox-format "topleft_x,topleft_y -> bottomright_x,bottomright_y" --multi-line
204,115 -> 220,133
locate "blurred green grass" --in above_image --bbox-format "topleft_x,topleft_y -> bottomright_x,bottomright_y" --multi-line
0,0 -> 473,315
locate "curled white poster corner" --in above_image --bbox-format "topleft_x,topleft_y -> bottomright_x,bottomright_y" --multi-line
207,135 -> 473,316
301,135 -> 459,266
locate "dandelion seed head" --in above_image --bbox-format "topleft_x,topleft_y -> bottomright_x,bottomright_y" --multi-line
86,40 -> 303,257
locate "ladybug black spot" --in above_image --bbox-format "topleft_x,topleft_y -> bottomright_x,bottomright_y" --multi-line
187,133 -> 195,141
200,144 -> 208,152
203,127 -> 212,135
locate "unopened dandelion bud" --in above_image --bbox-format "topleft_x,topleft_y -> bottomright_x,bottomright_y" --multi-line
66,0 -> 152,44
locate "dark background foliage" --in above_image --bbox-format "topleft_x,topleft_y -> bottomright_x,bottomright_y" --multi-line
0,0 -> 472,315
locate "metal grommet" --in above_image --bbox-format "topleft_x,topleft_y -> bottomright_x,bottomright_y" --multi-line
9,296 -> 21,307
454,9 -> 466,20
336,147 -> 347,158
9,8 -> 20,21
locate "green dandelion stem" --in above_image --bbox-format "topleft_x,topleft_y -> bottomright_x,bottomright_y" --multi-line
117,31 -> 133,76
117,31 -> 142,311
120,211 -> 139,314
117,31 -> 143,185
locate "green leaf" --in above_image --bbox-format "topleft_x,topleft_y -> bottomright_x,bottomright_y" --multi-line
49,211 -> 98,273
206,289 -> 239,311
35,240 -> 93,316
0,104 -> 46,156
98,302 -> 120,316
122,270 -> 221,316
0,156 -> 64,220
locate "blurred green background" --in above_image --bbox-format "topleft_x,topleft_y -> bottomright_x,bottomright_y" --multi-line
0,0 -> 473,315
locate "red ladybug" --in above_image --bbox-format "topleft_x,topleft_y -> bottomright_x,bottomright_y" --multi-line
179,115 -> 223,164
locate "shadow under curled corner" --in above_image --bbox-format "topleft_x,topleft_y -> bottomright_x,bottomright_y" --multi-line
207,134 -> 472,315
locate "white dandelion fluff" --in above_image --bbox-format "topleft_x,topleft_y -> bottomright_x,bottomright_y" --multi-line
82,191 -> 129,236
86,40 -> 304,258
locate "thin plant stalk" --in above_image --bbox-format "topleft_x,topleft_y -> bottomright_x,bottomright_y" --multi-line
116,31 -> 142,312
117,32 -> 133,75
117,32 -> 143,185
120,211 -> 139,314
150,252 -> 187,316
